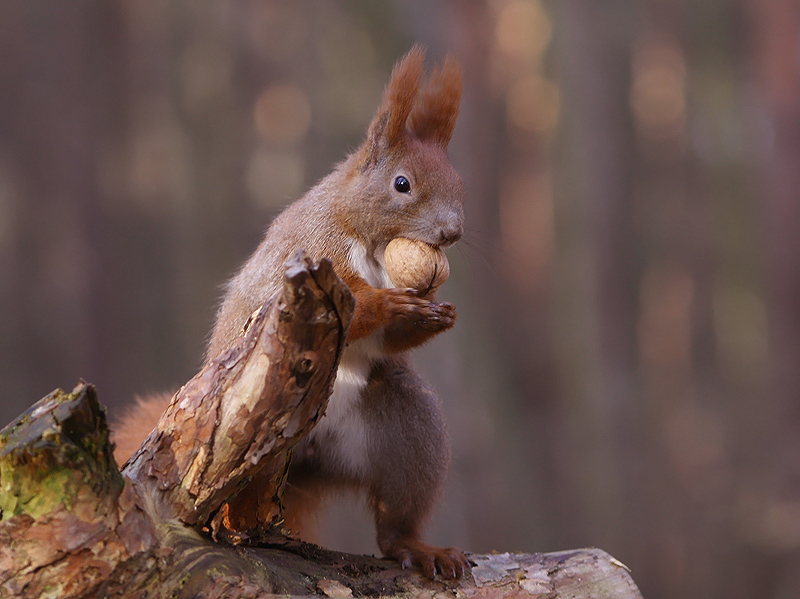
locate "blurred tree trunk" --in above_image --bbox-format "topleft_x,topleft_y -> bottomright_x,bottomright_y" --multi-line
553,0 -> 643,549
747,1 -> 800,596
0,0 -> 127,423
750,0 -> 800,455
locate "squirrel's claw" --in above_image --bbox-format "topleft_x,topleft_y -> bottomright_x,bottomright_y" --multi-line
384,538 -> 470,580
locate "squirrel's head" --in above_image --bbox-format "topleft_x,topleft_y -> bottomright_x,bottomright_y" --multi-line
342,45 -> 464,250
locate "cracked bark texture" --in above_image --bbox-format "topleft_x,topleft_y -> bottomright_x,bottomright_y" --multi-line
0,255 -> 643,598
121,253 -> 353,536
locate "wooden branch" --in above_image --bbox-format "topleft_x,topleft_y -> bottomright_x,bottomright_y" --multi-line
122,252 -> 353,536
0,255 -> 644,598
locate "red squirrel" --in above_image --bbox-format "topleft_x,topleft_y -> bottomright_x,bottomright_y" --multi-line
113,45 -> 469,579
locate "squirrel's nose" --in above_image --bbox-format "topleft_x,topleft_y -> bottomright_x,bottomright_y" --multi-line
437,224 -> 463,246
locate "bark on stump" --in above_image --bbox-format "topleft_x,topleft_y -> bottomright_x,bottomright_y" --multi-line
0,255 -> 644,598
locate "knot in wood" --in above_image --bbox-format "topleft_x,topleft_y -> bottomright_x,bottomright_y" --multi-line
278,306 -> 293,323
292,351 -> 318,387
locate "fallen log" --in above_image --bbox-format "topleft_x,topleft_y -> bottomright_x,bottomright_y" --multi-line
0,255 -> 643,598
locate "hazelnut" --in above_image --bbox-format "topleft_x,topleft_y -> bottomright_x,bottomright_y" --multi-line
384,237 -> 450,294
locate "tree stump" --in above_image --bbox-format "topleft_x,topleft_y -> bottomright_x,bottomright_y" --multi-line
0,255 -> 644,598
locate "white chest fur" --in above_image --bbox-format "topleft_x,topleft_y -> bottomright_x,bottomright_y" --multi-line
307,239 -> 391,476
308,340 -> 376,475
346,237 -> 393,290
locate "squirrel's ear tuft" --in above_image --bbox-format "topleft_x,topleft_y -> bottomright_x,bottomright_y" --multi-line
409,54 -> 462,148
358,45 -> 425,167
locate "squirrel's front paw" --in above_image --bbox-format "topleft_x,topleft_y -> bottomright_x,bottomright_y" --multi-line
417,300 -> 456,331
385,537 -> 470,579
385,289 -> 457,331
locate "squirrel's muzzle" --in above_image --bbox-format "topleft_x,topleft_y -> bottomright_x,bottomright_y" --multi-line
436,220 -> 463,247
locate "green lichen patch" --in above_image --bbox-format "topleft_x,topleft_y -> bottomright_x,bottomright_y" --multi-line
0,382 -> 124,521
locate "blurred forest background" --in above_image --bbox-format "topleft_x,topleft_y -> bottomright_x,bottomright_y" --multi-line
1,1 -> 799,598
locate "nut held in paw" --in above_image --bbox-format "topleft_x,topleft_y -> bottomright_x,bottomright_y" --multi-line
384,237 -> 450,294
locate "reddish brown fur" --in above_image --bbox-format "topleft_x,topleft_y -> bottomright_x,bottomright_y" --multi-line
112,46 -> 468,579
358,45 -> 425,167
409,55 -> 462,147
382,45 -> 425,147
342,275 -> 457,352
112,392 -> 172,465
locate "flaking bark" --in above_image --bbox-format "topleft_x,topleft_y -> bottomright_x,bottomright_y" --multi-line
121,253 -> 353,536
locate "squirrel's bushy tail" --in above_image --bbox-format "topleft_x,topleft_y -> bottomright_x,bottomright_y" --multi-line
111,392 -> 172,466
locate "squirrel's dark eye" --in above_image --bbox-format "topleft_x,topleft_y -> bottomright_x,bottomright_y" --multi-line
394,175 -> 411,193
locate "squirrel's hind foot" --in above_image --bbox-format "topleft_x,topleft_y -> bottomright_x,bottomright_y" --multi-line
384,537 -> 470,580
